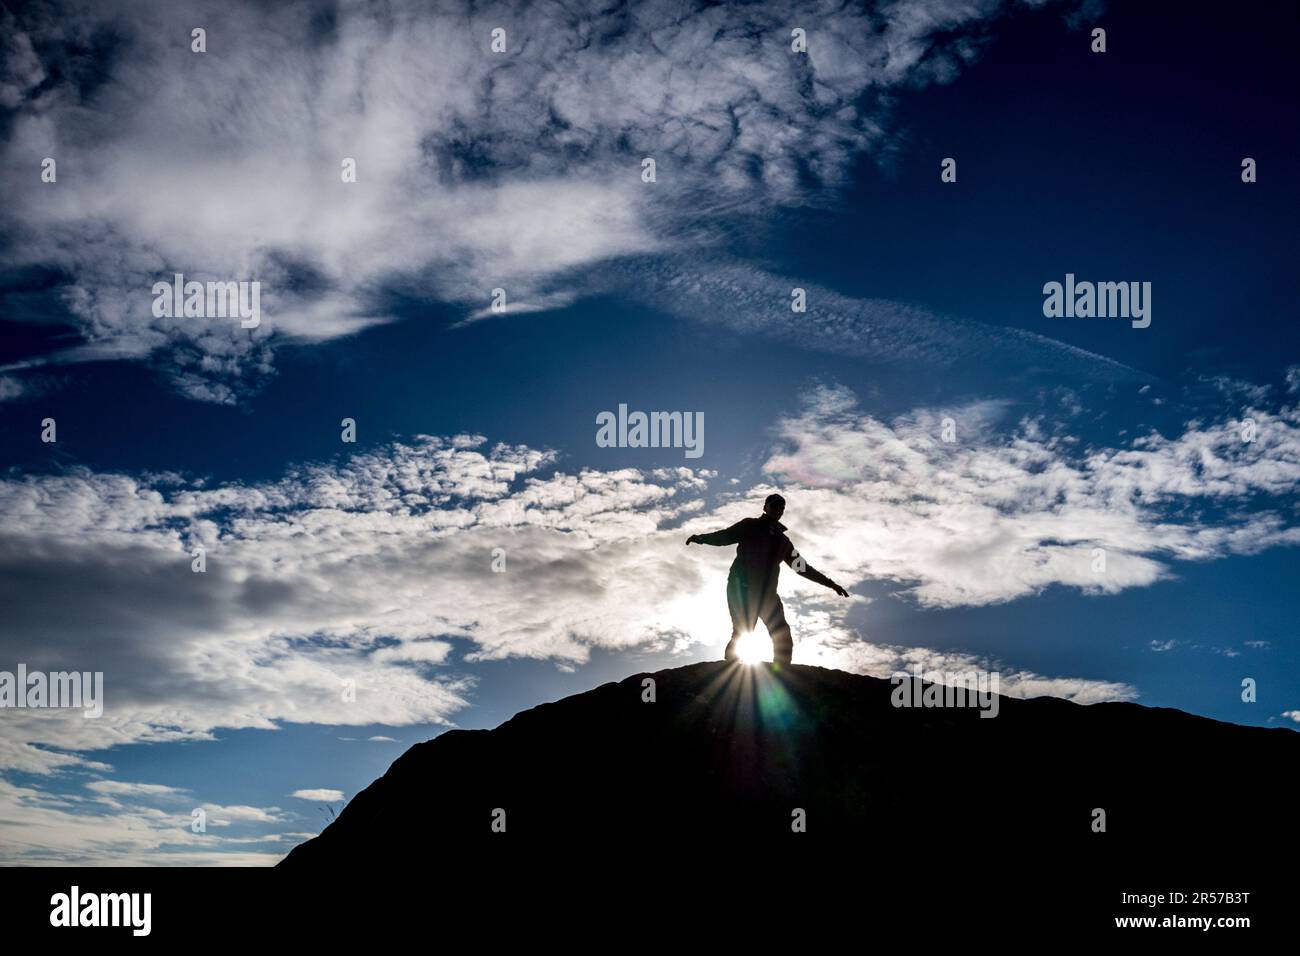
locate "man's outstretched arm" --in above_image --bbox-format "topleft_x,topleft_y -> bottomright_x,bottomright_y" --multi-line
685,520 -> 747,547
786,549 -> 850,597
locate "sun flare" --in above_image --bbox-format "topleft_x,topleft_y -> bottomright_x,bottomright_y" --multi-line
733,631 -> 773,665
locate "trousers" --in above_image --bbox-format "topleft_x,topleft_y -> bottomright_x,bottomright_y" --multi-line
723,574 -> 793,664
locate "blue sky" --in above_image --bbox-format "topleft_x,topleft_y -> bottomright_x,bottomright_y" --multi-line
0,0 -> 1297,864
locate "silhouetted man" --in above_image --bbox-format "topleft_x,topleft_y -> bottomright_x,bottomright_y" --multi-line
686,493 -> 848,665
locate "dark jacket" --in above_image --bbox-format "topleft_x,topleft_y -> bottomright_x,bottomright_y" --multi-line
693,515 -> 837,596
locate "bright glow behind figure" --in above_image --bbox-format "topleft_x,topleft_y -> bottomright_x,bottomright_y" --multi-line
734,631 -> 773,665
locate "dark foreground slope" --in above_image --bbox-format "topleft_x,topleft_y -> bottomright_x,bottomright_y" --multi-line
281,660 -> 1298,868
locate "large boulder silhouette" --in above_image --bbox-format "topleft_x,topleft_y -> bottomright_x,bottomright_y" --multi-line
280,661 -> 1297,868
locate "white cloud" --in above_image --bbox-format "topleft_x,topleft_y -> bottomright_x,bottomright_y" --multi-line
291,789 -> 344,803
616,259 -> 1145,382
1201,375 -> 1271,405
0,375 -> 26,401
0,778 -> 288,865
2,386 -> 1298,779
0,0 -> 1087,400
759,385 -> 1300,607
0,740 -> 112,776
86,780 -> 186,797
201,804 -> 285,825
789,628 -> 1135,705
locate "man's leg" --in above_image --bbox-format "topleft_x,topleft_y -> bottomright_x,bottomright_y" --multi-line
724,576 -> 753,661
762,596 -> 793,665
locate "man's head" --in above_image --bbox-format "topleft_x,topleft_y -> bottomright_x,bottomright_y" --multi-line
763,493 -> 786,520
